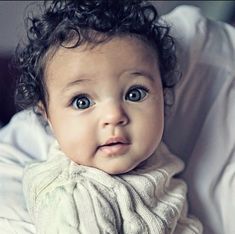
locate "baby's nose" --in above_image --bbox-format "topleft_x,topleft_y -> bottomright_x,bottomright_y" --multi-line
101,101 -> 129,127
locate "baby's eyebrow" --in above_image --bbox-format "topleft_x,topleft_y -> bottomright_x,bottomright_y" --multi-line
129,70 -> 155,81
63,77 -> 91,92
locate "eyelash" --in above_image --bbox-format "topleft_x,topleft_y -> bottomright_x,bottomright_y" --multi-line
70,93 -> 94,110
70,84 -> 150,110
125,85 -> 149,101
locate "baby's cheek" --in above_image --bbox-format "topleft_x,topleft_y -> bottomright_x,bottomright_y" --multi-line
141,120 -> 163,154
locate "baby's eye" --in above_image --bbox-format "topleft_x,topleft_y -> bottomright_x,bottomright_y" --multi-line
72,95 -> 94,110
125,86 -> 149,102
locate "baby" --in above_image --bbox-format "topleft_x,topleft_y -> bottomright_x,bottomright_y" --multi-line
15,0 -> 202,233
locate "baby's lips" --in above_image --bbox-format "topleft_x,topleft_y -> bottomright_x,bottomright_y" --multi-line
103,136 -> 129,146
98,142 -> 130,156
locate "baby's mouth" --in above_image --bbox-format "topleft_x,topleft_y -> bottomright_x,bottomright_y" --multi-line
98,137 -> 130,156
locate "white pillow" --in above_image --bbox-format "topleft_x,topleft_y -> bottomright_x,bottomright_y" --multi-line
163,6 -> 235,234
0,111 -> 54,233
0,5 -> 234,234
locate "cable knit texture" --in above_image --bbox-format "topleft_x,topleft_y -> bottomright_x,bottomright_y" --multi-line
23,141 -> 202,234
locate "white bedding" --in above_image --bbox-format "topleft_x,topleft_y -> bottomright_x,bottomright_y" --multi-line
0,5 -> 235,234
162,6 -> 235,234
0,111 -> 54,233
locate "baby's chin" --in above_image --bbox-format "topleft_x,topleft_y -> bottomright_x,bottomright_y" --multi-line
100,161 -> 147,175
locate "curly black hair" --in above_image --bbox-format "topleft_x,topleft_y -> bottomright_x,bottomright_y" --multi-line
14,0 -> 179,112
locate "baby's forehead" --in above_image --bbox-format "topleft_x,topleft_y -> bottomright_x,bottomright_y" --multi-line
46,35 -> 158,65
46,36 -> 158,69
43,36 -> 160,88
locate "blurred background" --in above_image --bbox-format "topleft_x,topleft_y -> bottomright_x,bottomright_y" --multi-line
1,1 -> 235,127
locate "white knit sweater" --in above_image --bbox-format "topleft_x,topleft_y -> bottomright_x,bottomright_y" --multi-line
23,142 -> 202,234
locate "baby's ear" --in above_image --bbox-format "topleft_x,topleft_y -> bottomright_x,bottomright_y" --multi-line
35,101 -> 47,120
35,101 -> 54,132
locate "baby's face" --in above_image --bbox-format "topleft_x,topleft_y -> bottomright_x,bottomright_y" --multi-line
44,36 -> 164,174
